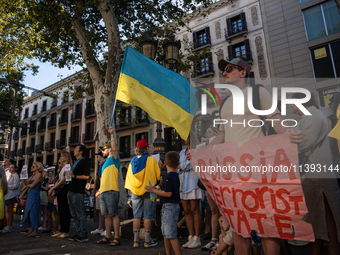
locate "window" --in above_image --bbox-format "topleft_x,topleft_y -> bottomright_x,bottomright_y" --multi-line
303,1 -> 340,41
32,105 -> 38,116
24,108 -> 29,119
193,27 -> 211,49
226,13 -> 247,38
119,107 -> 131,127
42,100 -> 47,112
311,41 -> 340,81
119,136 -> 131,158
51,97 -> 58,108
194,52 -> 214,76
136,132 -> 148,143
300,0 -> 311,3
62,91 -> 69,104
228,39 -> 252,61
164,127 -> 183,151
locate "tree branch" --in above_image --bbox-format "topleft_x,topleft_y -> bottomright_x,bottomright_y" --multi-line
71,10 -> 103,88
98,0 -> 121,88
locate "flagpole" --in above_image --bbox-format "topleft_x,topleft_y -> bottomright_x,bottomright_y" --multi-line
110,99 -> 117,127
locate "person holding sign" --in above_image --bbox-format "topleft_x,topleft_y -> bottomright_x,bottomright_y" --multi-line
48,151 -> 73,238
125,139 -> 160,248
95,127 -> 121,246
22,162 -> 43,237
212,58 -> 305,255
292,93 -> 340,255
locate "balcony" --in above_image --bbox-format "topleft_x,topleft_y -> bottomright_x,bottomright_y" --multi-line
41,105 -> 47,112
17,148 -> 24,156
10,150 -> 17,157
13,133 -> 19,140
35,144 -> 44,153
71,111 -> 82,122
21,129 -> 27,138
69,136 -> 80,146
45,141 -> 55,151
56,138 -> 67,149
26,146 -> 34,155
85,106 -> 96,118
82,132 -> 95,144
48,119 -> 56,129
59,115 -> 68,126
38,123 -> 46,132
116,118 -> 132,129
29,127 -> 36,135
51,101 -> 58,108
135,115 -> 150,126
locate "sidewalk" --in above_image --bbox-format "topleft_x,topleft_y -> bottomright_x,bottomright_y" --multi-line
0,214 -> 212,255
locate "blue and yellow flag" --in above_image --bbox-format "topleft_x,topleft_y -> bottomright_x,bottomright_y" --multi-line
125,155 -> 160,196
116,45 -> 198,139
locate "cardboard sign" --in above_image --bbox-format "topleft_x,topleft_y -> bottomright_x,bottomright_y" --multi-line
47,167 -> 56,184
20,165 -> 28,180
64,164 -> 72,181
191,133 -> 314,241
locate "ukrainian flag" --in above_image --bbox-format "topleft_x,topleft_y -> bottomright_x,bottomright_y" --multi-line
116,45 -> 198,139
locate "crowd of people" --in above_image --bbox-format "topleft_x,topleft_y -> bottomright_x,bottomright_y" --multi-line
0,57 -> 340,255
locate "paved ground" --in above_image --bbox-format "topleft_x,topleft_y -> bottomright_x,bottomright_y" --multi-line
0,214 -> 329,255
0,214 -> 212,255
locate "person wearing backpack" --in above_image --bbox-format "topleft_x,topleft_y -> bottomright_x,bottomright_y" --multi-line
210,57 -> 304,255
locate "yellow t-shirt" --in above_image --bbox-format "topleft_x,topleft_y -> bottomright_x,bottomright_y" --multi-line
100,156 -> 120,193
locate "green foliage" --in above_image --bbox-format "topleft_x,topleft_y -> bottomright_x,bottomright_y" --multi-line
14,0 -> 213,97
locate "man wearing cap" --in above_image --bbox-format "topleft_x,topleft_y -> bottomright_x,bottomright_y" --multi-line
90,151 -> 106,235
210,58 -> 304,255
95,127 -> 121,246
125,139 -> 160,248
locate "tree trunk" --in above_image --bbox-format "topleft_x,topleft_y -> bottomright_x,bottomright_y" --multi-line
72,0 -> 128,220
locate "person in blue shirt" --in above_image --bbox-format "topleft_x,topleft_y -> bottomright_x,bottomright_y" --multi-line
145,151 -> 182,255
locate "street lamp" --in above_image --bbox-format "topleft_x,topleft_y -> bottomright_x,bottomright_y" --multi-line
139,34 -> 181,157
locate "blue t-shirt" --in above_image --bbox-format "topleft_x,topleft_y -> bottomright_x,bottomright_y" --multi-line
160,171 -> 180,204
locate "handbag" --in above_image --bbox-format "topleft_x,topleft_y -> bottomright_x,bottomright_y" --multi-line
54,186 -> 62,197
20,186 -> 28,200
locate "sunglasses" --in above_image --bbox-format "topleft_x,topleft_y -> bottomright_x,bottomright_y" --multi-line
223,65 -> 243,73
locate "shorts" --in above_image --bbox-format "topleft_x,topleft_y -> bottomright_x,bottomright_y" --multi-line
161,203 -> 180,239
100,190 -> 119,216
5,197 -> 17,205
131,192 -> 156,220
40,191 -> 48,206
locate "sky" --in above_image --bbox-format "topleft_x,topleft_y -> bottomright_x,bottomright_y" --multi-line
23,59 -> 82,95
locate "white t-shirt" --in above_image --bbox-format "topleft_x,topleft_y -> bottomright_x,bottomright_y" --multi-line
220,86 -> 280,143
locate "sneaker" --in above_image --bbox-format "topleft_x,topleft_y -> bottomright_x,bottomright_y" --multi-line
182,235 -> 193,248
38,227 -> 47,231
101,230 -> 114,236
75,236 -> 89,242
188,236 -> 201,248
144,239 -> 158,248
133,241 -> 141,248
1,226 -> 12,233
91,229 -> 104,235
68,235 -> 79,241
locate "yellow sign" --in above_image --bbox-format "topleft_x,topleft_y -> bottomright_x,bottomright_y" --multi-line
315,47 -> 327,59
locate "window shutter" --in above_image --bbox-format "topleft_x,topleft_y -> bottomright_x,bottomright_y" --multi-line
205,27 -> 211,44
227,45 -> 234,60
193,31 -> 198,49
208,52 -> 214,73
226,18 -> 232,37
240,13 -> 247,31
244,39 -> 252,61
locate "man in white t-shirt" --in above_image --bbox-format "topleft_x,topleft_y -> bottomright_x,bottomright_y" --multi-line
210,58 -> 304,255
